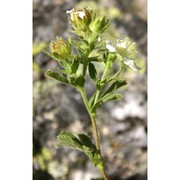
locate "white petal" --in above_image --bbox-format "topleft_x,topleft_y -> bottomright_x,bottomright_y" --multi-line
75,11 -> 86,19
117,41 -> 127,49
123,58 -> 140,71
106,44 -> 116,52
66,9 -> 75,14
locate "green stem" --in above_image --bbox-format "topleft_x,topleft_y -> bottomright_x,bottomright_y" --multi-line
80,88 -> 91,115
80,88 -> 109,180
94,63 -> 109,105
101,169 -> 109,180
91,115 -> 108,180
80,89 -> 100,150
101,64 -> 109,80
83,60 -> 88,77
90,115 -> 101,151
94,89 -> 100,106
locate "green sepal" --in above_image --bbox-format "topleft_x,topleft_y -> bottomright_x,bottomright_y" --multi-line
77,46 -> 87,57
96,79 -> 107,90
60,60 -> 71,71
76,40 -> 89,56
106,52 -> 117,62
53,52 -> 62,60
45,70 -> 69,85
58,68 -> 71,75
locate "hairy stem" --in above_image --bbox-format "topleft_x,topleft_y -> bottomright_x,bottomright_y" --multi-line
80,89 -> 101,150
80,88 -> 109,180
80,88 -> 91,115
93,62 -> 109,105
90,115 -> 101,151
91,116 -> 109,180
94,89 -> 100,106
101,169 -> 109,180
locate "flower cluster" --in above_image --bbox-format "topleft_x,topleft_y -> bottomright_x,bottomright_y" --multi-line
45,7 -> 139,72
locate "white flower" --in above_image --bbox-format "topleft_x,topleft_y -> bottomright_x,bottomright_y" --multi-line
105,37 -> 137,59
105,36 -> 140,71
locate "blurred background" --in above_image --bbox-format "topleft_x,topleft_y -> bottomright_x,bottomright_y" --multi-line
33,0 -> 147,179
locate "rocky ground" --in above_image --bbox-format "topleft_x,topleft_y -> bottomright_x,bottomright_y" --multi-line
33,0 -> 147,180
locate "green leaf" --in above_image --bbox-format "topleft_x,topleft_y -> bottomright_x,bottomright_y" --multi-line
101,80 -> 127,98
59,68 -> 71,75
56,131 -> 83,151
89,62 -> 97,81
101,94 -> 122,103
91,94 -> 122,114
88,93 -> 96,109
60,60 -> 71,71
77,46 -> 87,57
82,40 -> 89,46
75,75 -> 85,88
89,43 -> 95,51
87,56 -> 99,62
56,131 -> 104,169
89,151 -> 104,169
77,134 -> 96,150
45,70 -> 69,84
77,134 -> 104,168
91,102 -> 102,114
71,59 -> 79,74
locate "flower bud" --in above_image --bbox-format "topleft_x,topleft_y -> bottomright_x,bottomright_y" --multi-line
89,15 -> 109,33
66,8 -> 92,33
50,36 -> 71,60
106,52 -> 117,62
